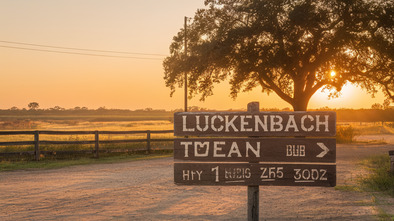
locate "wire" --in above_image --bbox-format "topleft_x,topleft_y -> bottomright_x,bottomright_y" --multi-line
0,45 -> 164,60
0,40 -> 167,57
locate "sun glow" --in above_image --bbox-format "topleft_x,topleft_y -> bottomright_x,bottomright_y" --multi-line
330,71 -> 336,77
310,83 -> 366,109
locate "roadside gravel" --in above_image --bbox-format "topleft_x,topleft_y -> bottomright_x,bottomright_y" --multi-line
1,141 -> 393,220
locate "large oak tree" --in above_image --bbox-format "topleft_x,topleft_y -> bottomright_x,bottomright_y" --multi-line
163,0 -> 393,111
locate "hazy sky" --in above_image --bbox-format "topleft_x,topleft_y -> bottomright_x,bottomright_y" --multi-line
0,0 -> 387,110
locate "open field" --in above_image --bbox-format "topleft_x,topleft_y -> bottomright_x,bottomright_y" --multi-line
0,119 -> 173,133
0,120 -> 173,146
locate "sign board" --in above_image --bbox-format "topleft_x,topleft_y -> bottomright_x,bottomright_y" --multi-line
174,138 -> 336,163
174,111 -> 336,137
173,110 -> 336,187
173,106 -> 336,220
174,163 -> 336,187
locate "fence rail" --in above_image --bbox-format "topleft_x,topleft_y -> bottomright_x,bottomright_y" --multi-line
0,130 -> 174,160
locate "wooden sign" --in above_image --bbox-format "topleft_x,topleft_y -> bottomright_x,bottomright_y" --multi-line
174,163 -> 336,187
174,138 -> 336,163
173,104 -> 336,221
174,111 -> 336,137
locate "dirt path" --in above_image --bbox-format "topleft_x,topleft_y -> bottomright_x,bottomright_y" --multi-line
1,142 -> 393,220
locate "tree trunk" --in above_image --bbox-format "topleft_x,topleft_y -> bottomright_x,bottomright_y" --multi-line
292,98 -> 309,111
292,78 -> 310,111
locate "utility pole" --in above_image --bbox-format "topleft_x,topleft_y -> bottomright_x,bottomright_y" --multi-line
184,16 -> 188,112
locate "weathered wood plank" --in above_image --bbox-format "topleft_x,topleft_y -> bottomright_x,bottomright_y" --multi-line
98,130 -> 171,135
1,130 -> 174,135
34,131 -> 39,161
174,111 -> 336,137
390,150 -> 394,174
39,141 -> 96,145
99,139 -> 147,144
174,163 -> 336,187
174,138 -> 336,163
3,139 -> 172,145
148,130 -> 174,134
39,131 -> 96,135
0,141 -> 35,146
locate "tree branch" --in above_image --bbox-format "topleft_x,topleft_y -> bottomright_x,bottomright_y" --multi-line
308,80 -> 329,96
258,73 -> 293,105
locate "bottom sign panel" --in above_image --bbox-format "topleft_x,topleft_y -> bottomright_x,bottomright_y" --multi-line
174,163 -> 336,187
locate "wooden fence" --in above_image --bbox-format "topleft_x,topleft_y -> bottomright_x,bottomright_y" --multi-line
0,130 -> 174,160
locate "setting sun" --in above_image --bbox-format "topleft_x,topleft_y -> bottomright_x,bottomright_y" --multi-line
330,71 -> 336,77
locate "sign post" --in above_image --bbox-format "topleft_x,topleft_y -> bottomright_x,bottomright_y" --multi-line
247,102 -> 259,221
173,102 -> 336,220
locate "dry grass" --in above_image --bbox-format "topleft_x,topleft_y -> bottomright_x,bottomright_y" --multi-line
0,120 -> 173,141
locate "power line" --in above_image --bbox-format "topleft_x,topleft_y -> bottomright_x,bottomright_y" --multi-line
0,45 -> 164,60
0,40 -> 167,57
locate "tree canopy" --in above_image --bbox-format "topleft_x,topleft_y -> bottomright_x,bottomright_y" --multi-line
28,102 -> 39,111
163,0 -> 393,111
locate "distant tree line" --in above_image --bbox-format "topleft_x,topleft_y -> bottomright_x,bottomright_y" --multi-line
335,109 -> 394,122
0,102 -> 393,123
3,102 -> 168,114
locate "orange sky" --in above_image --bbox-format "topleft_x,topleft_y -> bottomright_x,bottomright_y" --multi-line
0,1 -> 387,110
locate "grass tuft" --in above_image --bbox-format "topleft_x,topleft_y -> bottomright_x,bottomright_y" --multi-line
359,155 -> 394,197
336,125 -> 355,143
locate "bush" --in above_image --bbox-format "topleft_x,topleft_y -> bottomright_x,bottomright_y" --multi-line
336,126 -> 355,143
387,122 -> 394,128
359,155 -> 394,197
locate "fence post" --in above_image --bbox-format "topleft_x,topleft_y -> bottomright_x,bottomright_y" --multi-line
390,151 -> 394,174
34,131 -> 40,161
147,130 -> 151,153
95,131 -> 99,158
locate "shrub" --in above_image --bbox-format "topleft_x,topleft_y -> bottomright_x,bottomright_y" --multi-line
386,122 -> 394,128
359,155 -> 394,197
336,126 -> 355,143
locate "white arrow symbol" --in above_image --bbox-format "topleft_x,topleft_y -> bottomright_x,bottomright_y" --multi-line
316,143 -> 329,158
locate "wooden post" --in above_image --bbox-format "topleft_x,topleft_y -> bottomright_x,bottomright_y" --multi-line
95,131 -> 99,158
390,151 -> 394,174
34,131 -> 40,161
247,102 -> 259,221
147,130 -> 151,154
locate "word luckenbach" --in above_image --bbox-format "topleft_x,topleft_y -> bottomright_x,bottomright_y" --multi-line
181,114 -> 331,132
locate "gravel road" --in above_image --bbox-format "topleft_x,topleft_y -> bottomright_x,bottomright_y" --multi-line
1,141 -> 393,220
